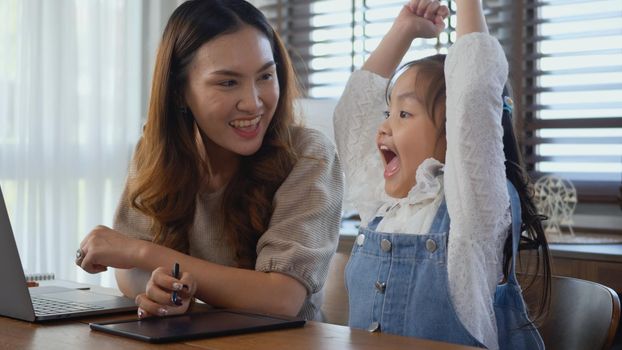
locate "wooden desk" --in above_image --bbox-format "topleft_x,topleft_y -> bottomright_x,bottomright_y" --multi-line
3,281 -> 480,349
0,309 -> 481,350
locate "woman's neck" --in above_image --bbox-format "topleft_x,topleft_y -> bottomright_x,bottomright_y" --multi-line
199,134 -> 240,193
206,158 -> 238,192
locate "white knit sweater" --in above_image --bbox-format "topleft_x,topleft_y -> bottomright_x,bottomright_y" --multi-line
333,33 -> 510,350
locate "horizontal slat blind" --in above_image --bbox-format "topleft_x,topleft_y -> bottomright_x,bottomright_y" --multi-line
256,1 -> 444,97
521,0 -> 622,202
253,0 -> 512,96
252,0 -> 621,204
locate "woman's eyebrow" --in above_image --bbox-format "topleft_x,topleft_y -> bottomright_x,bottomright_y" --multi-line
256,61 -> 276,72
210,61 -> 276,77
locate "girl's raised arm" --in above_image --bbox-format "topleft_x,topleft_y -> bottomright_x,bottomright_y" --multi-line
362,1 -> 448,78
455,0 -> 488,37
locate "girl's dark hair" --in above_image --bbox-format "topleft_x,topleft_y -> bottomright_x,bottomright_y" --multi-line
130,0 -> 299,268
500,86 -> 551,321
386,55 -> 447,138
387,54 -> 552,321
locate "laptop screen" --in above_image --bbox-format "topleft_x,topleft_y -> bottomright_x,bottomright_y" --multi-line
0,185 -> 37,321
0,185 -> 137,322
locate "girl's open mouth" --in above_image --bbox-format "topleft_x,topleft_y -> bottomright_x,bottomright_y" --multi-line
380,145 -> 400,178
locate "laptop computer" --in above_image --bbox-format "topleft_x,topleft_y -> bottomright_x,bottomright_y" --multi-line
0,185 -> 137,322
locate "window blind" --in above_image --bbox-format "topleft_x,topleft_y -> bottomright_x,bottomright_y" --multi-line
252,0 -> 621,204
257,1 -> 448,97
520,0 -> 622,203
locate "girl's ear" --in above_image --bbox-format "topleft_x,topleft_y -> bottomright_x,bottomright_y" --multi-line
433,135 -> 447,164
433,103 -> 448,163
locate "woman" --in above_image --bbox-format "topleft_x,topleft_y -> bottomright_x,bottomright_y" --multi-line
76,0 -> 343,320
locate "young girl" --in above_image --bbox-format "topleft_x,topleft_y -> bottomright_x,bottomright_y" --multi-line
76,0 -> 343,321
334,0 -> 550,349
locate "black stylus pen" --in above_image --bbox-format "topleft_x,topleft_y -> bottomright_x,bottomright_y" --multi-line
171,262 -> 182,306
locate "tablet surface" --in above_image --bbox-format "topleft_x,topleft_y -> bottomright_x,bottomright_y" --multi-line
90,309 -> 306,343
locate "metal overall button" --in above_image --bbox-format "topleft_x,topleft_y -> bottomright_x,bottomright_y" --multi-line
367,321 -> 381,333
425,239 -> 437,253
380,239 -> 392,252
375,281 -> 386,293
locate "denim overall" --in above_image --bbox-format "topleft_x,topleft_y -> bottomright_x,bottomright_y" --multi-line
345,181 -> 544,349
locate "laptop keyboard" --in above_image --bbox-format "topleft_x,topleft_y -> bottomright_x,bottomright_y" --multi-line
32,296 -> 105,315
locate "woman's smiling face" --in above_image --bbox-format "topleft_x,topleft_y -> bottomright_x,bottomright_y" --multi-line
184,25 -> 279,158
377,66 -> 446,198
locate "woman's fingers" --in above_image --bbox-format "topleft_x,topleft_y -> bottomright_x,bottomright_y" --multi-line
137,307 -> 152,319
178,271 -> 197,299
78,242 -> 108,273
145,280 -> 176,306
135,293 -> 170,317
75,226 -> 139,273
131,265 -> 199,320
146,267 -> 196,306
136,267 -> 196,318
146,267 -> 179,305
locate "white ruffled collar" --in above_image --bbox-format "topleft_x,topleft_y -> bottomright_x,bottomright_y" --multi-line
388,158 -> 444,207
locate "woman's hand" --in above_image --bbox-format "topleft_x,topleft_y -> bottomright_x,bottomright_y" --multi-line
394,0 -> 449,39
76,225 -> 143,273
134,266 -> 197,318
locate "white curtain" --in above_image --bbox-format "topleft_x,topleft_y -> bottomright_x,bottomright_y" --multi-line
0,0 -> 180,287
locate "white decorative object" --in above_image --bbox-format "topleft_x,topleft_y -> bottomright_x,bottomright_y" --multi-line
533,175 -> 577,237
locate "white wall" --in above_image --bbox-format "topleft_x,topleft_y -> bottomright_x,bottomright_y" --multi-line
295,98 -> 338,144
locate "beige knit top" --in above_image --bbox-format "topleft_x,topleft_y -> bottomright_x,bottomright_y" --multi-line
113,127 -> 344,320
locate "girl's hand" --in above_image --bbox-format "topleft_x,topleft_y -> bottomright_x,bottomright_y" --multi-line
134,267 -> 197,318
76,225 -> 142,273
394,0 -> 449,39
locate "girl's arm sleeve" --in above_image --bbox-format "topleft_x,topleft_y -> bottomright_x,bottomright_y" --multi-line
444,35 -> 510,241
333,70 -> 391,224
444,32 -> 510,346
